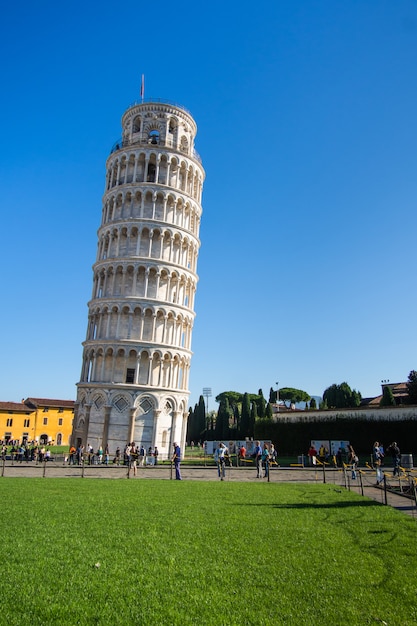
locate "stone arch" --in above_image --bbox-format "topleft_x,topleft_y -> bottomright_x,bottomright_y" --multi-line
138,350 -> 151,385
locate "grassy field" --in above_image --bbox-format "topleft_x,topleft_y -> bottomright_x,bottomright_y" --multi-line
0,479 -> 415,626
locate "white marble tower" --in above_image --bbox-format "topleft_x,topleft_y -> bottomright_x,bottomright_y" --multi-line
71,99 -> 204,457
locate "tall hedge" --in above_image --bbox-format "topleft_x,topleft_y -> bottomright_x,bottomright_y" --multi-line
255,417 -> 417,456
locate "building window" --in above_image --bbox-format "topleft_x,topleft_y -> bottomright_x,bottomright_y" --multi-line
24,419 -> 30,428
43,408 -> 49,412
58,418 -> 63,426
43,417 -> 48,425
6,418 -> 13,427
56,433 -> 62,445
5,432 -> 12,443
58,408 -> 63,413
126,368 -> 135,384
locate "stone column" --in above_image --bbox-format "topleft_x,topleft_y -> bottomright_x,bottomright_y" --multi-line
102,405 -> 112,449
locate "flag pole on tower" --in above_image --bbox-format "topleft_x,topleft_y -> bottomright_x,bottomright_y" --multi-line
140,74 -> 145,102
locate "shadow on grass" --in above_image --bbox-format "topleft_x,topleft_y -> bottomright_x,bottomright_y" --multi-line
242,500 -> 381,509
272,500 -> 382,509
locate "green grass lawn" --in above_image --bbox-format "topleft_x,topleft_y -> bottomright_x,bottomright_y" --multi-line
0,479 -> 415,625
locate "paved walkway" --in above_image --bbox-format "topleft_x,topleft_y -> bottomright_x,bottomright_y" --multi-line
1,461 -> 416,519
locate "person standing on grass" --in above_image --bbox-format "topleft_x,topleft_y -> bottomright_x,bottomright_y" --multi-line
347,444 -> 358,480
214,442 -> 228,480
154,446 -> 159,465
386,441 -> 401,477
254,440 -> 263,478
172,442 -> 182,480
115,447 -> 121,465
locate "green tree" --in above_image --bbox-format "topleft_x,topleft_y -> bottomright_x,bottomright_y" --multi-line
310,397 -> 317,409
215,391 -> 242,408
233,404 -> 241,432
380,386 -> 396,407
406,370 -> 417,404
250,400 -> 258,434
196,395 -> 206,437
256,389 -> 266,418
278,387 -> 311,408
265,402 -> 273,420
215,397 -> 231,440
186,405 -> 195,443
240,393 -> 251,438
323,382 -> 362,408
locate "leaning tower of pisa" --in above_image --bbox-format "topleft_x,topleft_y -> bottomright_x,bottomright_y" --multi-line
71,99 -> 205,458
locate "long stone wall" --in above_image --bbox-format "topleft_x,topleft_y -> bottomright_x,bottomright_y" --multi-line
273,405 -> 417,423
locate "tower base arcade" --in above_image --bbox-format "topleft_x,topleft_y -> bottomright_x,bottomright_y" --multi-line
72,385 -> 188,458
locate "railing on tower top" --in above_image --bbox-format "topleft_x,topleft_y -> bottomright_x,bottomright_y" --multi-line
110,136 -> 202,164
124,98 -> 193,117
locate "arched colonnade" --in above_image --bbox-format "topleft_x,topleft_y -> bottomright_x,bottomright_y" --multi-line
97,224 -> 198,272
86,303 -> 194,348
92,264 -> 196,309
105,151 -> 203,203
81,346 -> 190,391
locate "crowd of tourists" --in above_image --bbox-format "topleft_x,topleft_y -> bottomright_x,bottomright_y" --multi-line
213,440 -> 278,480
307,440 -> 402,484
1,442 -> 52,463
66,443 -> 160,467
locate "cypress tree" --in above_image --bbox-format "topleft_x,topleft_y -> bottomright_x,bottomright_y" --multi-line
240,393 -> 251,438
380,386 -> 396,407
257,389 -> 266,418
265,402 -> 273,420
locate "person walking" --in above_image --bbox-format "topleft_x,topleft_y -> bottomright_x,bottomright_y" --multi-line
373,441 -> 383,484
172,442 -> 182,480
386,441 -> 401,477
308,444 -> 317,466
130,442 -> 138,477
254,440 -> 263,478
214,442 -> 228,480
262,443 -> 271,478
347,444 -> 358,480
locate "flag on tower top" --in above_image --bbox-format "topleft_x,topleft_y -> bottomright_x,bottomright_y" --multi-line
140,74 -> 145,101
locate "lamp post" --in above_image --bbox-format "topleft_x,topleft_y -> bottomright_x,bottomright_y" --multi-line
202,388 -> 212,413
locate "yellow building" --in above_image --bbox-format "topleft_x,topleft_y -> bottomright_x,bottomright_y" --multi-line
0,398 -> 74,446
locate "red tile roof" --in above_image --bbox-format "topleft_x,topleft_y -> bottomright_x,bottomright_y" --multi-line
0,402 -> 34,413
24,398 -> 75,409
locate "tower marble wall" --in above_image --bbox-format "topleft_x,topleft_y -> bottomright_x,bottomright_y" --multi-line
71,99 -> 204,457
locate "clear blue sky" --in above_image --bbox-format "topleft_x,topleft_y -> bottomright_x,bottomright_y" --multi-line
1,0 -> 416,408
